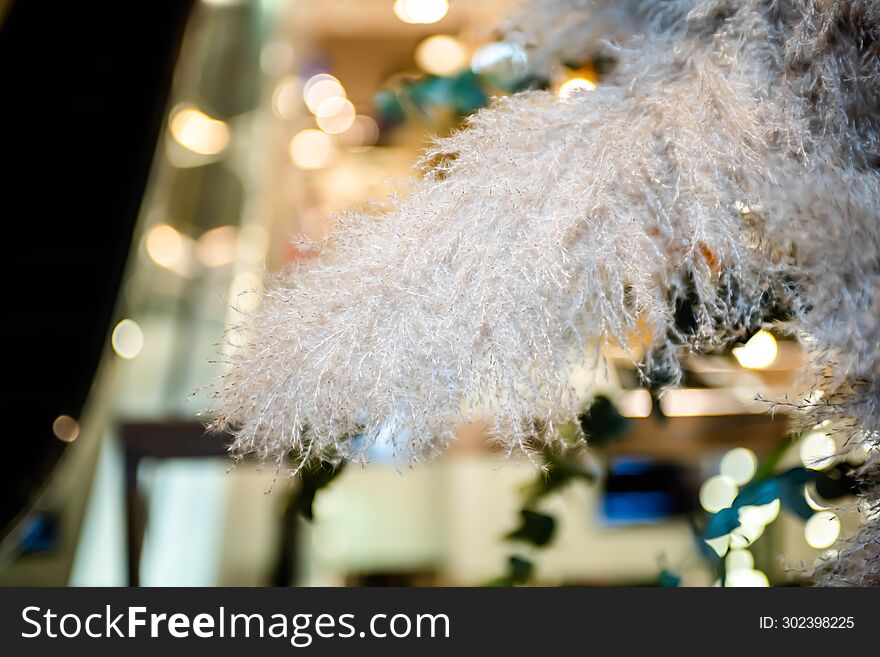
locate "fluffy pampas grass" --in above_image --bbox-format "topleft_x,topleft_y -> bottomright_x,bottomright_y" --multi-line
211,0 -> 880,584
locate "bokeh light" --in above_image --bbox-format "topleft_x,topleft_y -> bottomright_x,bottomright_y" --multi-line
725,568 -> 770,587
699,474 -> 738,513
196,225 -> 238,268
720,447 -> 757,485
559,78 -> 596,98
799,430 -> 836,471
316,96 -> 357,134
304,75 -> 346,114
271,76 -> 303,120
725,549 -> 754,572
111,319 -> 144,360
339,115 -> 380,149
471,42 -> 528,78
738,499 -> 780,528
732,329 -> 777,369
804,511 -> 841,549
289,129 -> 336,169
804,484 -> 829,511
169,105 -> 230,155
393,0 -> 449,24
52,415 -> 80,443
729,521 -> 765,549
146,224 -> 187,270
415,35 -> 467,76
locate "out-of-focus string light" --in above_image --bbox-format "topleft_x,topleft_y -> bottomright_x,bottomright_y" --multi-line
559,77 -> 596,98
729,520 -> 765,550
146,224 -> 187,270
169,105 -> 230,156
732,329 -> 778,369
112,319 -> 144,360
699,475 -> 738,513
196,225 -> 239,268
303,73 -> 337,97
290,129 -> 336,170
725,568 -> 770,587
303,75 -> 346,114
805,484 -> 829,511
720,447 -> 757,485
415,35 -> 468,75
471,42 -> 528,76
799,430 -> 836,471
616,389 -> 652,418
394,0 -> 448,24
804,511 -> 841,549
52,415 -> 80,443
705,535 -> 731,558
739,499 -> 781,528
339,115 -> 380,150
272,76 -> 303,120
725,549 -> 754,572
316,96 -> 357,134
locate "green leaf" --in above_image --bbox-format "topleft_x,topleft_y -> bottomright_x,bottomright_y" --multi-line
293,462 -> 345,521
524,445 -> 596,503
506,509 -> 556,547
579,396 -> 630,445
508,555 -> 534,584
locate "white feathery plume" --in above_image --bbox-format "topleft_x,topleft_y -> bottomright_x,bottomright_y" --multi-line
211,0 -> 880,584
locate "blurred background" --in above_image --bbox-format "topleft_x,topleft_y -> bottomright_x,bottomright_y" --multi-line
0,0 -> 867,587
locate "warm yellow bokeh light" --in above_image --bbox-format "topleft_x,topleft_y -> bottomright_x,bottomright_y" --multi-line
699,474 -> 738,513
339,115 -> 380,149
146,224 -> 186,269
738,499 -> 780,528
111,319 -> 144,360
725,549 -> 754,572
303,73 -> 337,96
169,106 -> 229,155
415,35 -> 468,76
559,77 -> 596,99
304,76 -> 346,114
316,96 -> 357,135
804,511 -> 841,549
616,389 -> 653,418
725,569 -> 770,587
272,76 -> 302,120
729,520 -> 765,549
289,129 -> 335,170
805,484 -> 829,511
394,0 -> 449,24
196,225 -> 238,268
732,329 -> 778,369
720,447 -> 758,485
52,415 -> 80,443
799,430 -> 836,470
705,534 -> 731,557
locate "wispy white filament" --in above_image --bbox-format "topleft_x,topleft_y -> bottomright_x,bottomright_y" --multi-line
211,0 -> 880,584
